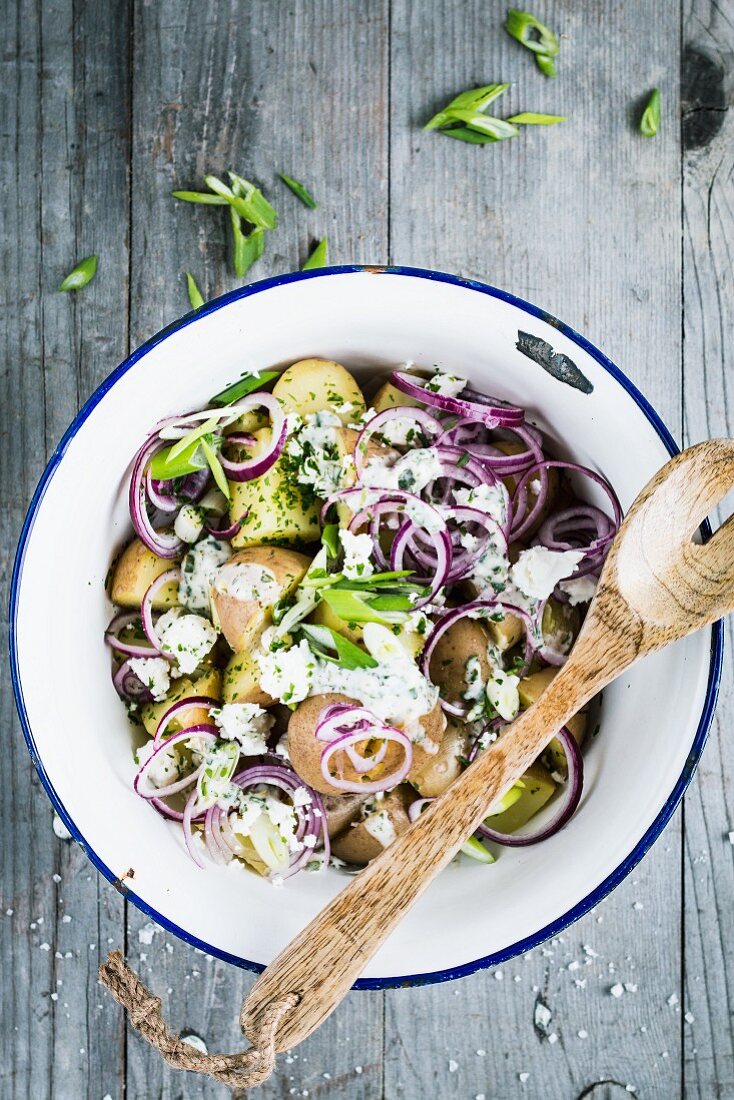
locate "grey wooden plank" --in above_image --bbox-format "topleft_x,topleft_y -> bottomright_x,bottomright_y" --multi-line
386,2 -> 685,1097
125,3 -> 388,1097
0,0 -> 131,1097
681,0 -> 734,1095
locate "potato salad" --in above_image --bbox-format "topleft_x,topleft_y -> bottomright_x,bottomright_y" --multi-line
105,358 -> 621,881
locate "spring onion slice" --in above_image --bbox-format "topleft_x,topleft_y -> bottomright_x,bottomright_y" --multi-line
640,89 -> 660,138
58,255 -> 98,292
507,113 -> 566,125
302,237 -> 328,270
279,173 -> 318,208
505,9 -> 560,57
424,83 -> 509,131
186,272 -> 205,309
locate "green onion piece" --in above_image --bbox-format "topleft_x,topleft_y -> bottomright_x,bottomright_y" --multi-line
535,54 -> 556,77
302,237 -> 328,270
443,110 -> 520,141
320,589 -> 391,625
640,88 -> 660,138
200,437 -> 230,499
507,112 -> 566,125
456,451 -> 471,468
366,594 -> 415,612
424,83 -> 510,131
440,127 -> 503,145
186,272 -> 205,309
279,173 -> 318,209
505,9 -> 560,57
300,624 -> 378,670
321,523 -> 340,559
167,416 -> 220,464
229,173 -> 278,230
333,570 -> 416,589
460,835 -> 496,864
209,370 -> 280,408
171,190 -> 229,205
231,207 -> 265,278
149,440 -> 208,480
58,255 -> 98,292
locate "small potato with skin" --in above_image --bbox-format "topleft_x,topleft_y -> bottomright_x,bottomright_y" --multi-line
408,701 -> 447,780
140,667 -> 222,737
230,429 -> 321,548
272,359 -> 366,424
429,617 -> 493,708
330,788 -> 412,865
223,649 -> 274,707
287,693 -> 408,795
110,538 -> 180,610
410,721 -> 468,797
322,793 -> 367,839
211,546 -> 310,652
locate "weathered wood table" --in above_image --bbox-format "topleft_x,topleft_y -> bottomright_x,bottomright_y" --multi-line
2,2 -> 732,1097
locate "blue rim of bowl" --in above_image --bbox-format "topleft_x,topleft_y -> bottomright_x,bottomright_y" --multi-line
9,264 -> 723,990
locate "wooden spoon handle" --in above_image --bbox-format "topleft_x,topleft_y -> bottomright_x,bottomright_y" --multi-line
241,666 -> 594,1051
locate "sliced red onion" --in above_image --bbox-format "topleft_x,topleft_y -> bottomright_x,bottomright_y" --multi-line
204,512 -> 249,539
105,612 -> 158,658
511,459 -> 621,544
140,568 -> 181,656
421,600 -> 543,717
154,695 -> 221,746
145,469 -> 180,513
390,371 -> 524,429
134,723 -> 218,799
315,705 -> 413,794
129,434 -> 185,559
354,406 -> 443,477
478,727 -> 583,846
112,659 -> 154,702
217,394 -> 287,482
437,422 -> 544,475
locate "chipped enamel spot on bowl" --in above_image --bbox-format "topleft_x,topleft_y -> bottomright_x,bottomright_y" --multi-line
10,266 -> 721,988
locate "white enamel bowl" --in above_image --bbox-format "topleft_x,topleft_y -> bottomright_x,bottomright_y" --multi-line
10,267 -> 721,987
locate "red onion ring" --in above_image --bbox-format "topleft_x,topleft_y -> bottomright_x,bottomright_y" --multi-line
511,459 -> 621,544
112,658 -> 154,702
315,705 -> 413,794
129,434 -> 185,558
354,406 -> 443,477
154,695 -> 221,746
390,371 -> 524,429
216,394 -> 287,482
478,727 -> 583,846
134,723 -> 218,799
140,568 -> 181,656
105,612 -> 158,658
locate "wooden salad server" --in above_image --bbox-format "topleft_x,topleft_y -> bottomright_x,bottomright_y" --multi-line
242,438 -> 734,1052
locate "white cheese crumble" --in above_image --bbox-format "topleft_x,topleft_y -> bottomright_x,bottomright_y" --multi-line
52,814 -> 72,841
454,482 -> 508,527
258,639 -> 316,704
486,668 -> 520,721
377,415 -> 422,446
210,703 -> 274,755
559,574 -> 597,605
339,529 -> 374,580
214,562 -> 279,604
179,536 -> 231,613
425,370 -> 467,397
156,609 -> 218,675
362,447 -> 443,495
510,547 -> 584,602
128,656 -> 171,702
174,504 -> 205,544
363,809 -> 397,848
136,738 -> 180,787
287,410 -> 346,497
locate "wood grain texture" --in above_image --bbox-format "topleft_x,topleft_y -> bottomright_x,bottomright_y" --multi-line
681,0 -> 734,1096
2,0 -> 733,1096
386,2 -> 687,1097
0,0 -> 130,1097
124,3 -> 388,1098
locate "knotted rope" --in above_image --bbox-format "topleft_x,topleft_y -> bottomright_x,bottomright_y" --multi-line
99,951 -> 297,1089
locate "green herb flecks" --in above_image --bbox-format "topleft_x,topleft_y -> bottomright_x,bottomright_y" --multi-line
640,88 -> 660,138
279,173 -> 318,209
186,272 -> 205,309
209,370 -> 280,408
58,255 -> 98,292
302,237 -> 328,270
505,9 -> 560,77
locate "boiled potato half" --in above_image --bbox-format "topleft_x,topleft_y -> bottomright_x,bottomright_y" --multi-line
229,428 -> 320,548
518,666 -> 587,776
211,546 -> 310,652
272,359 -> 366,424
223,648 -> 274,707
330,788 -> 412,865
110,538 -> 180,610
139,667 -> 222,737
